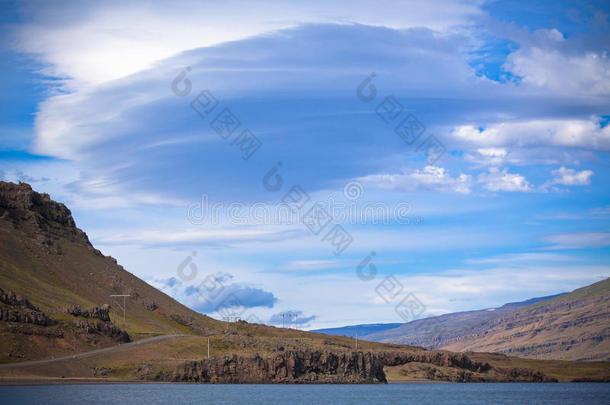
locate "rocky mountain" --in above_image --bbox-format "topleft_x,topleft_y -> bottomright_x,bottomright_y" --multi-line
361,294 -> 564,347
316,294 -> 563,343
440,278 -> 609,361
0,181 -> 223,363
361,280 -> 609,361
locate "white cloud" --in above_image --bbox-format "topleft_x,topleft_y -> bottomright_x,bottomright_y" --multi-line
549,166 -> 594,186
452,117 -> 610,152
503,33 -> 610,97
13,0 -> 484,87
358,165 -> 473,194
464,147 -> 511,166
477,167 -> 531,192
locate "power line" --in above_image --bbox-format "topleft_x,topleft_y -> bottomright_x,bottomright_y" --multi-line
110,294 -> 130,327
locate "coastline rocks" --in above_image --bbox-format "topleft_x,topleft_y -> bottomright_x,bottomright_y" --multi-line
170,350 -> 387,384
378,350 -> 491,372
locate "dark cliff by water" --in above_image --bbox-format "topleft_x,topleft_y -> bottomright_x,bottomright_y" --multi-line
171,350 -> 387,384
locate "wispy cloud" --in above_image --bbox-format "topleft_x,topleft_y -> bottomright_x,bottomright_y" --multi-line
95,227 -> 302,247
542,232 -> 610,250
358,166 -> 473,194
279,260 -> 348,271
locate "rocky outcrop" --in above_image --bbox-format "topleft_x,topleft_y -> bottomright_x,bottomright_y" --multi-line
64,304 -> 129,342
0,307 -> 54,326
390,361 -> 557,382
0,288 -> 39,310
377,350 -> 491,372
141,298 -> 158,311
64,304 -> 112,322
73,319 -> 130,343
0,287 -> 54,326
0,181 -> 92,247
494,367 -> 556,382
170,350 -> 387,384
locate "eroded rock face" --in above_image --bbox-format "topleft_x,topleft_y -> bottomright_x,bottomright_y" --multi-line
171,350 -> 387,384
64,304 -> 129,342
0,287 -> 54,326
0,288 -> 39,310
64,304 -> 112,322
73,319 -> 130,343
0,307 -> 54,326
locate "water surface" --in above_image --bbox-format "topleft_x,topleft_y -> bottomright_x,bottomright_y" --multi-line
1,383 -> 609,404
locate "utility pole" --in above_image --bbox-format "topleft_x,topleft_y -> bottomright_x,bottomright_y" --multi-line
295,313 -> 298,330
282,313 -> 285,329
110,295 -> 130,327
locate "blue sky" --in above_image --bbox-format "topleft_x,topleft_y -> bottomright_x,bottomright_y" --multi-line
1,0 -> 609,328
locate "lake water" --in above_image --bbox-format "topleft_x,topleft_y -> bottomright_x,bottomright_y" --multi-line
1,383 -> 609,404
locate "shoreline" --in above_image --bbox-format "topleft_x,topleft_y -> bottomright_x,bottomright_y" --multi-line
1,378 -> 601,386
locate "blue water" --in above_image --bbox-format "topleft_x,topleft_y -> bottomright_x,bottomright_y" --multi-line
1,383 -> 609,404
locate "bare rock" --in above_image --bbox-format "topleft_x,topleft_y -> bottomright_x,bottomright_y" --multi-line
171,350 -> 387,384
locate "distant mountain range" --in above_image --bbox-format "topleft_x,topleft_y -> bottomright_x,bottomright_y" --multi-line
314,281 -> 609,361
312,323 -> 403,339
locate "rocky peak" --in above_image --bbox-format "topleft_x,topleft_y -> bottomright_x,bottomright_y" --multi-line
0,181 -> 91,246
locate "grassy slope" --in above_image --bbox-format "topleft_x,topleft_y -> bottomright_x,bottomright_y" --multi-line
0,184 -> 225,363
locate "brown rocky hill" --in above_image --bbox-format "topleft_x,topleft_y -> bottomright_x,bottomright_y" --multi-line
358,294 -> 563,347
366,278 -> 609,361
0,181 -> 224,363
439,278 -> 609,361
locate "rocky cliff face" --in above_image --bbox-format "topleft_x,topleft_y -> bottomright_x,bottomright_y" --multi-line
0,182 -> 92,250
164,349 -> 557,384
170,350 -> 387,384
